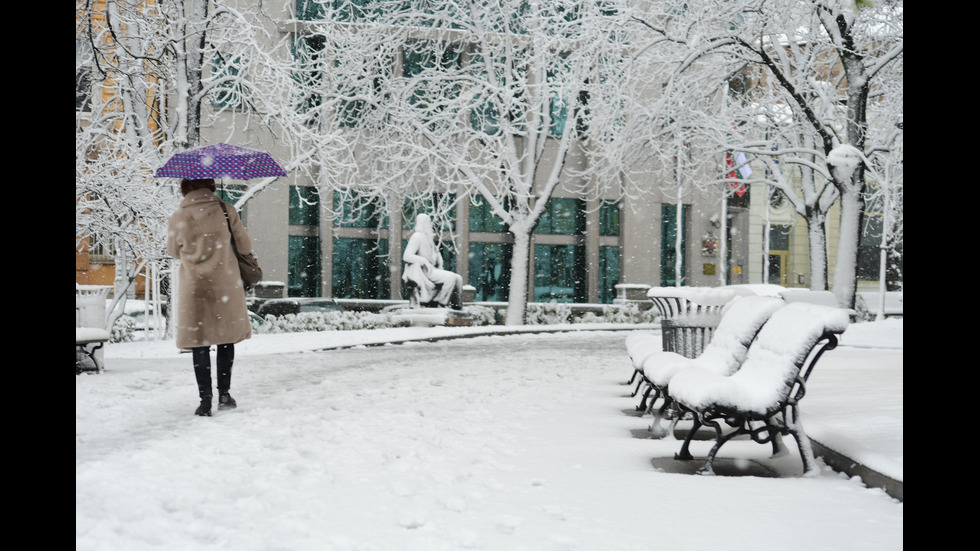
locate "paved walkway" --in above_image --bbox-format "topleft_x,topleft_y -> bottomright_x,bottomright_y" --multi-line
301,323 -> 903,501
105,321 -> 903,501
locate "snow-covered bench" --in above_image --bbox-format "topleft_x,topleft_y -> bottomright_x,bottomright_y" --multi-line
666,302 -> 850,476
76,327 -> 109,374
630,296 -> 785,435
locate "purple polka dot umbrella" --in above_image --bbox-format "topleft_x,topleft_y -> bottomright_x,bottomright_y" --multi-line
155,143 -> 288,180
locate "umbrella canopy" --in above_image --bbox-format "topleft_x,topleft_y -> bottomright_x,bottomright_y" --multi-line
155,143 -> 287,180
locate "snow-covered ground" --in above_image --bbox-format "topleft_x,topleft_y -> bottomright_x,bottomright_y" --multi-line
77,319 -> 902,550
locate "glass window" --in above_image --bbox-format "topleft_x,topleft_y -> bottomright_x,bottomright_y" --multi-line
856,213 -> 902,285
334,191 -> 387,228
468,242 -> 512,302
332,0 -> 372,21
660,204 -> 687,286
537,198 -> 585,235
546,61 -> 587,138
856,199 -> 903,286
441,242 -> 457,273
288,235 -> 321,297
534,244 -> 585,303
289,186 -> 320,226
470,97 -> 501,135
332,237 -> 390,299
550,90 -> 569,138
76,67 -> 93,112
216,184 -> 247,205
299,1 -> 389,22
211,54 -> 243,109
336,49 -> 390,128
470,89 -> 501,135
291,34 -> 326,116
727,185 -> 750,208
857,215 -> 881,280
469,55 -> 526,135
599,201 -> 620,236
403,194 -> 456,232
768,224 -> 791,251
337,94 -> 364,128
403,41 -> 462,120
296,0 -> 325,20
469,196 -> 508,233
598,245 -> 620,304
76,40 -> 93,112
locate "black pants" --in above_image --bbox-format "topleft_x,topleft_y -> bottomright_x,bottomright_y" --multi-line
192,344 -> 234,398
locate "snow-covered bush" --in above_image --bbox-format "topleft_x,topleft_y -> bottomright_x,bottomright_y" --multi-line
248,302 -> 659,334
110,315 -> 138,343
852,301 -> 870,322
463,305 -> 498,326
575,303 -> 659,324
255,311 -> 397,334
525,302 -> 574,325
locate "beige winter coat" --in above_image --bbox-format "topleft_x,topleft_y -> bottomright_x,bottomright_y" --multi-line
166,188 -> 253,350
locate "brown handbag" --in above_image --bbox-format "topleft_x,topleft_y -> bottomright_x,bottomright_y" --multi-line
219,202 -> 263,291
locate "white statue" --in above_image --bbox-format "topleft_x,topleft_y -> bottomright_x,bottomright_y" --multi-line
402,214 -> 464,310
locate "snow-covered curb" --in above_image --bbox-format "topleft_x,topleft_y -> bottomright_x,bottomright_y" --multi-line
106,323 -> 661,360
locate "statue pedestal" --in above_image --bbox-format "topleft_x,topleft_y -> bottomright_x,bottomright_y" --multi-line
388,307 -> 474,327
444,310 -> 475,326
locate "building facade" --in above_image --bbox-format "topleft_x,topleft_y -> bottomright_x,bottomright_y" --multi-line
76,1 -> 900,307
203,1 -> 755,305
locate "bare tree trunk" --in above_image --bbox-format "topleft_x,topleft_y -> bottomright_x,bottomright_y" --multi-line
833,185 -> 864,310
182,0 -> 210,148
504,230 -> 532,326
806,207 -> 828,291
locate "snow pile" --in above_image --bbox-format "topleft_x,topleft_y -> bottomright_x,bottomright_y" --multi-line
79,325 -> 902,550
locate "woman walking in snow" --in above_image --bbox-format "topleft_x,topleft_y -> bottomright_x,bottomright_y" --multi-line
167,179 -> 254,416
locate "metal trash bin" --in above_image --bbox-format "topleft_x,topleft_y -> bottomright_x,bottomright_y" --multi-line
647,287 -> 735,358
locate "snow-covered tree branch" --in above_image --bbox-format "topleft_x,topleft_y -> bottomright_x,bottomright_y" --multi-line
628,0 -> 903,307
76,0 -> 321,330
295,0 -> 643,324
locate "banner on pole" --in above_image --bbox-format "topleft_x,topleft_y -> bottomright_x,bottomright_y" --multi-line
725,152 -> 752,197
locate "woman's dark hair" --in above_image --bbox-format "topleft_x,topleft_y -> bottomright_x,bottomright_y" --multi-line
180,178 -> 217,196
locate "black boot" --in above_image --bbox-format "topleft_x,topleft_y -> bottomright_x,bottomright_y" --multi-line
192,347 -> 213,398
216,344 -> 236,410
218,392 -> 237,410
195,396 -> 212,416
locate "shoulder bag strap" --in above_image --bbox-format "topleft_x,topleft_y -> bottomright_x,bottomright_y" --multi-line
218,202 -> 241,256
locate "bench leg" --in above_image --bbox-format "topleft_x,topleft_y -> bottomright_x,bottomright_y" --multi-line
625,368 -> 639,386
768,429 -> 788,457
94,341 -> 105,373
674,413 -> 700,461
629,375 -> 645,397
785,416 -> 819,476
635,382 -> 656,411
647,396 -> 672,439
76,341 -> 106,374
697,420 -> 743,476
